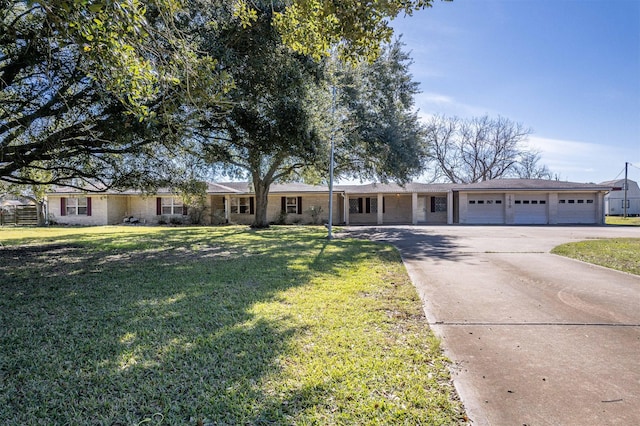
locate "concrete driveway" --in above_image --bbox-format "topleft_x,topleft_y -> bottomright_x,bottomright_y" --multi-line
344,226 -> 640,426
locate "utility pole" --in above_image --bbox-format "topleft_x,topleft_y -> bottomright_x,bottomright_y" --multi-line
327,85 -> 336,240
624,161 -> 629,218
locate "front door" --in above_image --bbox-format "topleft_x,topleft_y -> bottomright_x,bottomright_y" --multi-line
417,196 -> 428,223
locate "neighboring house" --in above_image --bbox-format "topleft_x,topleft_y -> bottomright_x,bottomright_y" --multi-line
601,179 -> 640,216
45,178 -> 613,226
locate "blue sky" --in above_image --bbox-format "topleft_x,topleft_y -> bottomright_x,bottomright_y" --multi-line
391,0 -> 640,184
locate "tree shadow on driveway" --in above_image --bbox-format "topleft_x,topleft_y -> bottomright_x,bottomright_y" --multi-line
340,226 -> 471,262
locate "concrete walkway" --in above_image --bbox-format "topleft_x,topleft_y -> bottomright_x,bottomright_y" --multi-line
345,226 -> 640,426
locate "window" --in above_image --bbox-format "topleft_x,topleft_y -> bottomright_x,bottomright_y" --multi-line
477,200 -> 485,204
231,197 -> 252,214
568,200 -> 575,204
469,200 -> 476,205
349,197 -> 380,214
431,197 -> 447,212
559,199 -> 566,204
540,200 -> 546,205
486,200 -> 493,205
66,197 -> 88,216
368,197 -> 378,214
495,200 -> 502,204
515,200 -> 522,205
161,197 -> 184,215
286,197 -> 298,214
577,199 -> 584,204
523,200 -> 530,205
531,200 -> 538,205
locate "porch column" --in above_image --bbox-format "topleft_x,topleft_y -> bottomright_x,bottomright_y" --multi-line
411,192 -> 418,225
377,193 -> 384,225
344,194 -> 350,225
224,195 -> 231,222
447,191 -> 454,224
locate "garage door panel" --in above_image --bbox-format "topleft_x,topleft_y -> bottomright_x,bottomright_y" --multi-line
467,194 -> 505,224
557,193 -> 596,224
514,195 -> 548,224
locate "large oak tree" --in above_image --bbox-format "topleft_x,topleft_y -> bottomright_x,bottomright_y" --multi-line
0,0 -> 229,188
2,0 -> 437,197
190,4 -> 428,227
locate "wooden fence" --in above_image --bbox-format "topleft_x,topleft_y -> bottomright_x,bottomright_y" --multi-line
0,205 -> 38,226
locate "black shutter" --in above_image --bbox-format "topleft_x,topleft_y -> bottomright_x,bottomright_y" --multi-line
281,197 -> 286,213
60,198 -> 66,216
297,197 -> 302,214
249,197 -> 255,215
358,198 -> 363,214
86,197 -> 92,216
365,197 -> 371,214
431,197 -> 436,213
383,197 -> 385,214
156,197 -> 162,215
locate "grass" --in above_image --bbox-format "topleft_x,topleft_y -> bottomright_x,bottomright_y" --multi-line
554,216 -> 640,274
606,216 -> 640,226
551,238 -> 640,276
0,226 -> 466,425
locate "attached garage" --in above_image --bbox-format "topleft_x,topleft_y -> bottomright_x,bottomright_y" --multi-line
513,194 -> 548,224
455,179 -> 610,225
556,193 -> 597,224
466,194 -> 505,224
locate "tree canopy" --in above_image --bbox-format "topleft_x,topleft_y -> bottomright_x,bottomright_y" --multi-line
187,4 -> 428,227
0,0 -> 229,188
424,114 -> 552,183
2,0 -> 435,203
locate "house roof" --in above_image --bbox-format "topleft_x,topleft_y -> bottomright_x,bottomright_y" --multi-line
452,178 -> 611,192
334,182 -> 455,194
46,178 -> 612,197
48,185 -> 179,195
207,182 -> 335,194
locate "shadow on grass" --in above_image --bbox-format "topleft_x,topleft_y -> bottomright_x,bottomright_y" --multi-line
0,227 -> 389,424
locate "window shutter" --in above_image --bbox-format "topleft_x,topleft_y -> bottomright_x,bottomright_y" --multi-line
281,197 -> 286,213
182,205 -> 188,216
86,197 -> 92,216
383,197 -> 385,214
297,197 -> 302,214
430,197 -> 436,213
60,197 -> 66,216
358,198 -> 363,214
249,197 -> 255,215
156,197 -> 162,215
365,198 -> 371,214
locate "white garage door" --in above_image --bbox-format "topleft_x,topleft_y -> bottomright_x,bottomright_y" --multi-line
466,194 -> 505,224
557,193 -> 597,224
514,195 -> 548,224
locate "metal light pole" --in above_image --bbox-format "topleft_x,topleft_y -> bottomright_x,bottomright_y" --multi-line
624,161 -> 629,218
327,86 -> 336,239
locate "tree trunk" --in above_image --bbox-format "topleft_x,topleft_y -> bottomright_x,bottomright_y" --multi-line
251,177 -> 271,228
36,201 -> 46,226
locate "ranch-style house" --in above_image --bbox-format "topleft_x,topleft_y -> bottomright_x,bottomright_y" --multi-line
45,179 -> 612,226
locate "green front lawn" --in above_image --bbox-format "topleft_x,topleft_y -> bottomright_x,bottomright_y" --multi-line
551,238 -> 640,276
0,226 -> 466,425
606,216 -> 640,226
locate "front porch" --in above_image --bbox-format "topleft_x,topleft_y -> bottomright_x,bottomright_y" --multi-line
343,192 -> 452,225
